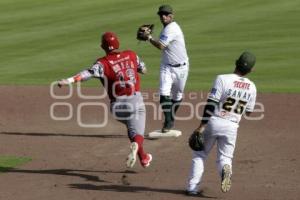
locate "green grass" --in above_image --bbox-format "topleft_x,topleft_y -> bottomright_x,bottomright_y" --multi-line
0,156 -> 31,172
0,0 -> 299,92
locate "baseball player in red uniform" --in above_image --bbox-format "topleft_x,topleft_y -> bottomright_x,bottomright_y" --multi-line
57,32 -> 152,168
186,51 -> 257,195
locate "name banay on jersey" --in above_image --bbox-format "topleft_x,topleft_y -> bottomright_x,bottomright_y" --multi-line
208,74 -> 257,123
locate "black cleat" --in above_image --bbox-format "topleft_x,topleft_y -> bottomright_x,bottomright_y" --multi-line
185,190 -> 199,196
161,121 -> 174,133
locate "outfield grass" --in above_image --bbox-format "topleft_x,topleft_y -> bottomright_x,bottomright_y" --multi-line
0,156 -> 31,172
0,0 -> 299,92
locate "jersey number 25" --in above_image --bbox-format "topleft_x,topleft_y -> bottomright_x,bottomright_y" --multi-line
222,97 -> 247,115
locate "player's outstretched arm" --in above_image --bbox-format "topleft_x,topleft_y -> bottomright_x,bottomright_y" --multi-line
57,70 -> 93,88
57,78 -> 72,88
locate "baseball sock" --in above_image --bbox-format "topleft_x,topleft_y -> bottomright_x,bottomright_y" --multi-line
160,95 -> 172,124
133,134 -> 147,160
171,99 -> 182,122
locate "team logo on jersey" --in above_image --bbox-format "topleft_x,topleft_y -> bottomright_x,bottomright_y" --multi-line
160,34 -> 168,41
210,88 -> 217,95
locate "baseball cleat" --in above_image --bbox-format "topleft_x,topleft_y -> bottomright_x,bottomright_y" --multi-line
161,121 -> 174,133
185,190 -> 199,196
161,128 -> 170,133
141,153 -> 152,168
221,164 -> 232,193
126,142 -> 138,168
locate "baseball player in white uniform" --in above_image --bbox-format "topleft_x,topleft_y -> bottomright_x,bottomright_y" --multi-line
146,4 -> 189,133
186,52 -> 257,195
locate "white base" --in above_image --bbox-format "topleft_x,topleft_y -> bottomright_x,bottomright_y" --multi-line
148,130 -> 182,138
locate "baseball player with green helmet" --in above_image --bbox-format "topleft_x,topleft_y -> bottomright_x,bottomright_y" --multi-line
186,51 -> 257,195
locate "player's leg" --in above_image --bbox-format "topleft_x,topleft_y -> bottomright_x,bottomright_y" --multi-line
170,65 -> 189,123
110,100 -> 138,168
160,95 -> 173,132
186,151 -> 207,195
186,125 -> 216,194
170,98 -> 182,122
110,100 -> 132,125
216,135 -> 236,176
216,125 -> 238,192
159,65 -> 173,132
126,94 -> 152,168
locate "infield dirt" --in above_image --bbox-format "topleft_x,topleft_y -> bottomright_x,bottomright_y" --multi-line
0,86 -> 299,200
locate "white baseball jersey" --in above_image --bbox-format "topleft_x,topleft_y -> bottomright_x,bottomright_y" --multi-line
159,21 -> 188,65
208,74 -> 257,123
187,73 -> 257,193
159,21 -> 189,100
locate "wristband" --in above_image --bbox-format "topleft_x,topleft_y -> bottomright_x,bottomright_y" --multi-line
67,77 -> 75,83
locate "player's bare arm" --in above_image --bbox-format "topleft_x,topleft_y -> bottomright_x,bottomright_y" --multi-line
149,38 -> 166,50
149,10 -> 173,50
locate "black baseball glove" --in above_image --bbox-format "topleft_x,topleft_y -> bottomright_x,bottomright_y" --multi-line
188,128 -> 205,151
136,24 -> 154,41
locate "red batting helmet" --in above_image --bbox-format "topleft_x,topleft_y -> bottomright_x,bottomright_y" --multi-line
101,32 -> 120,51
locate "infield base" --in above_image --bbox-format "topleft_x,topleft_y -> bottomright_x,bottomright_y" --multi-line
148,129 -> 182,138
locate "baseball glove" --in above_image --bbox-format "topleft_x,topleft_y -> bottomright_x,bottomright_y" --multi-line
136,24 -> 154,41
188,128 -> 205,151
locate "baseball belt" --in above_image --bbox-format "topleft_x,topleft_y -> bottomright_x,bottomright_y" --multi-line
168,62 -> 186,67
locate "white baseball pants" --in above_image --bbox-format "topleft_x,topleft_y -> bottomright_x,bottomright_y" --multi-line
159,64 -> 189,101
187,116 -> 239,192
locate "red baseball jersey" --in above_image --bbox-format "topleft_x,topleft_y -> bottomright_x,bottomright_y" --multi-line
98,50 -> 141,100
73,50 -> 145,102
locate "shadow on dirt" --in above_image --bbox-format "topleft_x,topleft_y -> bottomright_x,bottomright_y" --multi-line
69,183 -> 217,198
0,132 -> 127,139
6,168 -> 136,182
5,166 -> 216,198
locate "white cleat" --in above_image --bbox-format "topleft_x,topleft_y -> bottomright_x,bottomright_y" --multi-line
126,142 -> 138,168
221,164 -> 232,193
